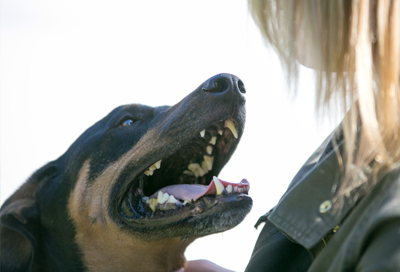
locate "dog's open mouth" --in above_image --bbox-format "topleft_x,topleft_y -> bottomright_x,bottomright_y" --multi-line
119,118 -> 249,225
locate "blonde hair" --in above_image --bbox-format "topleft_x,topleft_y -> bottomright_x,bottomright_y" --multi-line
249,0 -> 400,203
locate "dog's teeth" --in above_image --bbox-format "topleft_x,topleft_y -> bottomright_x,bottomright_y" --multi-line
209,136 -> 217,145
188,163 -> 197,171
157,191 -> 170,204
188,163 -> 206,177
226,184 -> 233,193
206,145 -> 213,155
156,191 -> 164,203
238,187 -> 243,193
149,160 -> 162,171
192,170 -> 199,178
201,161 -> 209,174
147,198 -> 157,212
144,169 -> 154,176
233,186 -> 239,193
200,129 -> 205,137
188,163 -> 199,177
213,176 -> 224,195
167,195 -> 178,203
202,155 -> 214,171
218,129 -> 223,135
146,194 -> 182,212
161,192 -> 170,204
225,119 -> 238,139
198,167 -> 206,177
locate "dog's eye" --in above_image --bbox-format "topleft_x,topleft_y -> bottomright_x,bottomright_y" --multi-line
122,119 -> 135,127
117,116 -> 141,128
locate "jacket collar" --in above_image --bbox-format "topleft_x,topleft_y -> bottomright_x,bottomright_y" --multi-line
268,128 -> 359,249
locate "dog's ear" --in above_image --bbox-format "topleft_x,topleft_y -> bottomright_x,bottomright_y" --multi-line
1,163 -> 58,272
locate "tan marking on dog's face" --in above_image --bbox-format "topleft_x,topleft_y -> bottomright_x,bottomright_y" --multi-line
68,150 -> 196,272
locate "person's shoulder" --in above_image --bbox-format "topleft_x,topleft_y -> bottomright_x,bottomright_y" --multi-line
367,165 -> 400,223
354,166 -> 400,271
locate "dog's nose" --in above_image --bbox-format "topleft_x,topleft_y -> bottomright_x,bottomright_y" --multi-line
201,73 -> 246,95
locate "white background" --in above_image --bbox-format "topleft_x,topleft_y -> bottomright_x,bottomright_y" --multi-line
1,1 -> 339,271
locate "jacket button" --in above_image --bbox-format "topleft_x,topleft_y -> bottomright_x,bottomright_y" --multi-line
319,200 -> 332,213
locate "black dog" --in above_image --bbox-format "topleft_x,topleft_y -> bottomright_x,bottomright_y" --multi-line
0,73 -> 252,272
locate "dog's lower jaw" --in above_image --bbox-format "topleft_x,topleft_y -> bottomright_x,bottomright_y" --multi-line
69,160 -> 196,272
75,225 -> 195,272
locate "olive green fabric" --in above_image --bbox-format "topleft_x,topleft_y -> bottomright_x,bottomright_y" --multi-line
246,131 -> 400,271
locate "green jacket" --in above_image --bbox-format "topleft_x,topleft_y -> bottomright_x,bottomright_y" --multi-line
246,130 -> 400,271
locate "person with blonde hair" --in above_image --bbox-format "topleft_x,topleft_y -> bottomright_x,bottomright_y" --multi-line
244,0 -> 400,271
183,1 -> 399,271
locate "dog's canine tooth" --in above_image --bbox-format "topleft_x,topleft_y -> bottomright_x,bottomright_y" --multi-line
226,184 -> 233,193
225,119 -> 238,139
213,176 -> 224,195
218,129 -> 223,135
209,136 -> 217,145
206,145 -> 213,155
200,129 -> 205,137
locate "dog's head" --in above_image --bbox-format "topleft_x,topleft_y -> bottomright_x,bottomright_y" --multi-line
1,73 -> 251,271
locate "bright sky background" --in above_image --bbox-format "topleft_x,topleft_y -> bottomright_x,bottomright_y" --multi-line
1,1 -> 339,271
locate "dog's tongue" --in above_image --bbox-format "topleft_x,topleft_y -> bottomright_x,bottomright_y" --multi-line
150,177 -> 249,201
